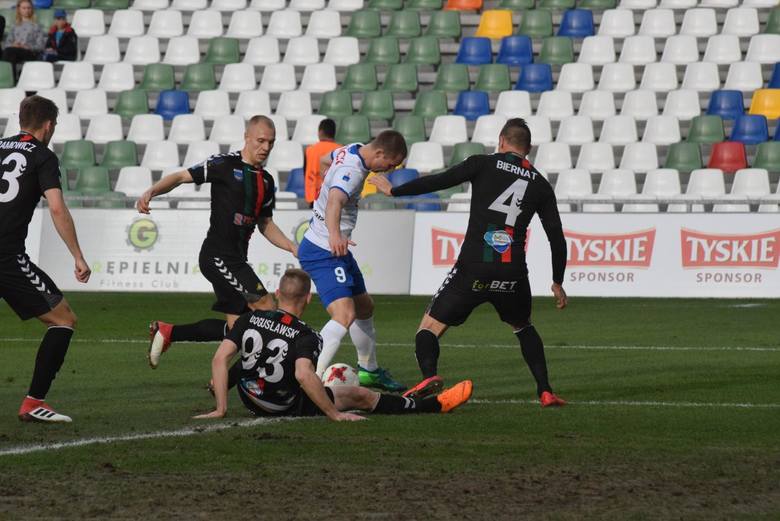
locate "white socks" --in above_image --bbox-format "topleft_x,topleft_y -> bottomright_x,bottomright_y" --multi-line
350,317 -> 378,371
316,320 -> 348,376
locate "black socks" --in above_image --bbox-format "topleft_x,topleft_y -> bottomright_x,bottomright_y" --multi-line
28,326 -> 73,400
515,325 -> 553,397
415,329 -> 440,379
170,319 -> 227,343
373,393 -> 441,414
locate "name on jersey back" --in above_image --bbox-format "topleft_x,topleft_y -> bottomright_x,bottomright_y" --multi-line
495,159 -> 538,180
249,314 -> 300,340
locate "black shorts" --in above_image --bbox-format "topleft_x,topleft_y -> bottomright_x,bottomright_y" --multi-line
237,381 -> 335,417
199,250 -> 268,315
0,253 -> 63,320
427,263 -> 532,328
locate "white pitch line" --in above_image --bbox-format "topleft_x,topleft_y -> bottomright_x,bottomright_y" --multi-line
0,416 -> 306,457
0,337 -> 777,352
472,399 -> 780,409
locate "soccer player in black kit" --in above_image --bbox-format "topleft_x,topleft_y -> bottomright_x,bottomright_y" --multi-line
194,269 -> 472,421
136,115 -> 297,369
0,95 -> 91,423
370,118 -> 568,408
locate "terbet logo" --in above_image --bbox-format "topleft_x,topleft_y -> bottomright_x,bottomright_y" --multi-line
126,218 -> 159,252
681,229 -> 780,268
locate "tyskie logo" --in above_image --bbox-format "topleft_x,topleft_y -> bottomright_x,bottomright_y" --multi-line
566,229 -> 656,267
681,229 -> 780,268
431,227 -> 464,266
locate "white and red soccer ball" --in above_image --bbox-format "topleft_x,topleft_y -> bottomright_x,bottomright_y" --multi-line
321,363 -> 359,387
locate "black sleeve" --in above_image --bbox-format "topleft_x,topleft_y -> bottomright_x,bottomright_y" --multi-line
295,332 -> 322,363
226,313 -> 252,347
58,31 -> 78,61
537,184 -> 567,285
259,172 -> 275,218
37,151 -> 62,193
188,155 -> 227,185
390,156 -> 480,197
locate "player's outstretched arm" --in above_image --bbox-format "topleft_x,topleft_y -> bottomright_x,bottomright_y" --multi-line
325,188 -> 356,257
136,170 -> 194,214
194,339 -> 238,419
44,188 -> 90,283
295,359 -> 366,422
369,157 -> 477,197
258,217 -> 298,257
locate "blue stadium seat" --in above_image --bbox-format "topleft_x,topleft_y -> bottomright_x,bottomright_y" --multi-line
514,63 -> 553,93
706,90 -> 745,121
404,193 -> 441,211
155,90 -> 190,121
776,124 -> 780,141
389,168 -> 420,187
453,90 -> 490,121
286,167 -> 305,198
455,37 -> 492,65
496,36 -> 533,66
557,9 -> 594,38
770,63 -> 780,89
33,0 -> 52,7
730,115 -> 769,145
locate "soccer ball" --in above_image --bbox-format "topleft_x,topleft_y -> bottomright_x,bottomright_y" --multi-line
321,363 -> 359,387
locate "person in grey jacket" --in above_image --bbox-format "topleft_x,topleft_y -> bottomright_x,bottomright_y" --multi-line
3,0 -> 47,80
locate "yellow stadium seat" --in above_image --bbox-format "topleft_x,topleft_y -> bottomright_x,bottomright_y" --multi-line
749,89 -> 780,120
475,10 -> 513,40
361,172 -> 379,197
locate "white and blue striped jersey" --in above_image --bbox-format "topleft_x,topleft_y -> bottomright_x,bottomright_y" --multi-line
303,143 -> 369,251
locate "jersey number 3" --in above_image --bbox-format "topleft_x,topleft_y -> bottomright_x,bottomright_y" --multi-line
241,330 -> 288,384
0,152 -> 27,203
488,178 -> 528,226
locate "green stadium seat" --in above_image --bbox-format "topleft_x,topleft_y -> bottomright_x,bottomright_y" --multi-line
687,115 -> 726,144
92,0 -> 130,8
538,36 -> 574,65
537,0 -> 576,9
753,142 -> 780,172
368,0 -> 403,9
74,166 -> 111,195
765,8 -> 779,35
365,37 -> 401,64
359,91 -> 395,121
406,0 -> 443,10
433,63 -> 470,92
62,189 -> 83,208
53,0 -> 90,8
139,64 -> 175,91
474,64 -> 511,92
405,36 -> 441,65
336,115 -> 372,143
425,10 -> 462,39
386,11 -> 421,38
413,90 -> 448,119
96,192 -> 128,209
204,38 -> 240,64
497,0 -> 534,9
450,142 -> 485,166
61,140 -> 96,172
382,63 -> 419,92
0,61 -> 14,88
346,10 -> 382,38
364,193 -> 397,209
342,63 -> 378,92
101,141 -> 138,170
517,10 -> 553,38
319,90 -> 354,120
664,142 -> 702,174
578,0 -> 616,8
436,184 -> 466,200
115,89 -> 149,119
393,115 -> 427,144
1,10 -> 14,30
37,9 -> 55,30
180,63 -> 216,91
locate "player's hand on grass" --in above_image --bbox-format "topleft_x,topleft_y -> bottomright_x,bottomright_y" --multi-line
74,257 -> 91,283
331,412 -> 367,422
329,234 -> 356,257
368,175 -> 393,196
551,283 -> 568,310
193,409 -> 226,419
136,190 -> 153,214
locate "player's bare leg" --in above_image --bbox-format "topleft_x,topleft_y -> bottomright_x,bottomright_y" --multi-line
403,313 -> 448,399
511,320 -> 566,407
19,299 -> 78,423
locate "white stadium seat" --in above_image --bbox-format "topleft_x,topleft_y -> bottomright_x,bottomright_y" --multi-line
226,10 -> 264,38
621,90 -> 658,121
72,89 -> 108,118
124,36 -> 161,65
168,114 -> 206,144
536,91 -> 574,121
142,141 -> 181,170
83,36 -> 120,64
554,169 -> 591,212
292,115 -> 327,146
244,37 -> 281,65
601,115 -> 639,145
71,9 -> 105,37
115,167 -> 154,197
85,114 -> 123,144
472,115 -> 508,148
662,89 -> 702,120
266,140 -> 304,171
639,9 -> 675,38
128,114 -> 165,145
598,9 -> 635,39
275,91 -> 313,121
406,142 -> 444,173
556,115 -> 595,146
108,9 -> 145,38
58,62 -> 95,91
148,9 -> 184,38
300,64 -> 338,93
429,115 -> 468,147
219,63 -> 257,92
266,10 -> 303,39
50,114 -> 82,144
576,142 -> 616,173
323,37 -> 361,66
194,90 -> 231,120
235,91 -> 273,120
533,143 -> 572,174
98,63 -> 135,92
306,10 -> 343,38
187,10 -> 224,38
494,91 -> 532,119
163,36 -> 200,65
259,64 -> 297,93
578,91 -> 616,121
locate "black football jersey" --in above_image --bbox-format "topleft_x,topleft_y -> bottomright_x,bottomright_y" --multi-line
392,152 -> 567,283
188,152 -> 276,260
227,309 -> 323,414
0,133 -> 62,255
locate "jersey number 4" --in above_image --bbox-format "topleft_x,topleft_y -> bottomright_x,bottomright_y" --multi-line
241,330 -> 288,384
488,178 -> 528,226
0,152 -> 27,203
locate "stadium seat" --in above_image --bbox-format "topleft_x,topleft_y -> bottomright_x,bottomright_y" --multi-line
75,167 -> 111,195
323,37 -> 360,67
475,64 -> 511,92
249,0 -> 285,10
318,90 -> 353,121
745,35 -> 780,64
217,63 -> 255,92
664,142 -> 702,173
306,10 -> 341,38
148,9 -> 184,38
266,10 -> 303,39
625,168 -> 682,213
268,115 -> 289,141
553,169 -> 590,211
292,115 -> 326,146
430,115 -> 469,146
598,9 -> 634,39
598,63 -> 636,93
534,143 -> 572,174
260,64 -> 297,92
347,10 -> 381,38
619,143 -> 658,172
642,115 -> 681,146
620,0 -> 656,8
187,10 -> 223,38
687,115 -> 725,144
290,0 -> 325,9
36,89 -> 69,116
721,8 -> 759,37
495,91 -> 532,118
639,9 -> 675,38
681,62 -> 721,92
405,36 -> 441,66
194,90 -> 230,120
640,63 -> 678,92
285,168 -> 305,198
471,116 -> 506,147
703,35 -> 742,65
585,168 -> 637,212
51,115 -> 83,144
515,63 -> 553,93
413,90 -> 449,119
210,115 -> 246,145
558,9 -> 594,38
0,63 -> 13,89
444,0 -> 482,10
266,141 -> 304,172
404,193 -> 442,212
453,91 -> 490,121
71,9 -> 105,37
342,63 -> 378,92
284,36 -> 320,66
576,142 -> 615,172
600,115 -> 638,145
557,63 -> 594,93
388,168 -> 420,187
578,35 -> 615,65
85,114 -> 124,144
425,10 -> 461,39
359,91 -> 395,121
205,38 -> 240,65
444,192 -> 471,211
300,64 -> 337,93
72,89 -> 109,118
767,64 -> 780,89
661,35 -> 699,65
765,8 -> 780,35
244,37 -> 281,65
276,91 -> 312,121
168,114 -> 205,144
455,37 -> 492,65
517,10 -> 553,38
163,36 -> 200,65
537,90 -> 574,120
706,90 -> 745,121
538,0 -> 575,9
618,35 -> 656,65
749,90 -> 780,120
0,88 -> 25,117
680,8 -> 717,37
101,140 -> 138,170
686,168 -> 725,212
127,115 -> 165,145
171,0 -> 207,9
407,0 -> 443,9
235,90 -> 273,120
155,90 -> 190,120
98,63 -> 135,93
58,62 -> 95,91
61,140 -> 97,172
122,35 -> 161,65
17,62 -> 54,91
557,115 -> 595,145
579,91 -> 616,120
138,64 -> 174,91
133,0 -> 170,10
475,10 -> 513,40
496,36 -> 533,66
707,141 -> 747,173
406,142 -> 444,173
142,141 -> 180,170
731,114 -> 769,145
662,89 -> 701,121
393,115 -> 427,145
368,0 -> 402,10
115,167 -> 153,198
433,63 -> 470,92
526,116 -> 553,145
227,10 -> 264,38
382,64 -> 419,92
497,0 -> 534,7
539,36 -> 574,66
723,62 -> 763,93
729,168 -> 772,213
387,10 -> 421,39
753,142 -> 780,172
181,63 -> 216,91
335,115 -> 371,143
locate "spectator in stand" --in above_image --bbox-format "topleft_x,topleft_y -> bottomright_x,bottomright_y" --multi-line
303,119 -> 341,208
42,9 -> 77,63
3,0 -> 47,80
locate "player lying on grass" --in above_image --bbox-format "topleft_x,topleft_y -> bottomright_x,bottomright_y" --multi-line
370,118 -> 567,408
194,269 -> 472,421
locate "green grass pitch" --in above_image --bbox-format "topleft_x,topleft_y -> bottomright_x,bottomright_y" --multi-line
1,293 -> 779,520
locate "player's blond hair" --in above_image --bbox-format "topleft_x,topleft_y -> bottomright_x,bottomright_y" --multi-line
278,269 -> 311,302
